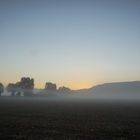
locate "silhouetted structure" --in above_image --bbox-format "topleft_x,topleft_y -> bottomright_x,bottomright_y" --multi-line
7,77 -> 34,96
7,83 -> 17,96
58,86 -> 71,94
20,77 -> 34,96
45,82 -> 57,90
20,78 -> 34,89
0,83 -> 4,96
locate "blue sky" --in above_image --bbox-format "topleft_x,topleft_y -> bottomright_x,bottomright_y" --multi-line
0,0 -> 140,89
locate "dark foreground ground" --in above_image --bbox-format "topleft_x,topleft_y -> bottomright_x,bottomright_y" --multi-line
0,97 -> 140,140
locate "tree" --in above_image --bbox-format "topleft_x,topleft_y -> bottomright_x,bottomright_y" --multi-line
7,77 -> 34,96
58,86 -> 71,94
45,82 -> 57,91
7,83 -> 17,96
20,77 -> 34,96
0,83 -> 4,96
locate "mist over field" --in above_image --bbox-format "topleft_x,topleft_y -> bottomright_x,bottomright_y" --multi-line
0,96 -> 140,140
1,81 -> 140,102
1,0 -> 140,139
0,80 -> 140,139
37,81 -> 140,101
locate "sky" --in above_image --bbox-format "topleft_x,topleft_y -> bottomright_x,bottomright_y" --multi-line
0,0 -> 140,89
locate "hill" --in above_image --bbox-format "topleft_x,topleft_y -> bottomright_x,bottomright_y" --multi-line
74,81 -> 140,99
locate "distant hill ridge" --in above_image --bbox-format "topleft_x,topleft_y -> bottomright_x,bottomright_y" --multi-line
74,81 -> 140,95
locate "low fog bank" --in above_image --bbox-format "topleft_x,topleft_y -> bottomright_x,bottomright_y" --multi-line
1,91 -> 140,103
1,81 -> 140,102
72,81 -> 140,100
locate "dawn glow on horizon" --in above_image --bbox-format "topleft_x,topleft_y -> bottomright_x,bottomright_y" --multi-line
0,0 -> 140,89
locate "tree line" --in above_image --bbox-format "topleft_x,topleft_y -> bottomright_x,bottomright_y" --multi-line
0,77 -> 71,96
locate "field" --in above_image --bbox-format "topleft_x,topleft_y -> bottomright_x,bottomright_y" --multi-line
0,97 -> 140,140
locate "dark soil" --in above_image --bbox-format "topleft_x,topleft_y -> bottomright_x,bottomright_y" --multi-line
0,97 -> 140,140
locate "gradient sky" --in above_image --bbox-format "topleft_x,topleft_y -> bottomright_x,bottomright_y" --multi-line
0,0 -> 140,89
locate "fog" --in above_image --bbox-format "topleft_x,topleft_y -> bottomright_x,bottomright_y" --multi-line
1,81 -> 140,103
1,81 -> 140,140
